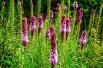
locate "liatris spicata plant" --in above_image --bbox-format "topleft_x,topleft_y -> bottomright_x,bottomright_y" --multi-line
73,1 -> 78,9
30,16 -> 36,37
22,17 -> 28,47
50,10 -> 53,20
50,25 -> 55,39
66,18 -> 71,40
56,3 -> 60,12
38,16 -> 43,36
45,28 -> 50,39
76,8 -> 83,23
50,32 -> 58,68
80,30 -> 87,50
60,14 -> 66,42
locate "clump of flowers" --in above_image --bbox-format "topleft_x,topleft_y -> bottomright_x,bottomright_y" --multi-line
56,3 -> 60,12
50,32 -> 58,68
38,16 -> 43,36
80,30 -> 87,50
30,16 -> 36,37
76,8 -> 83,23
60,14 -> 66,41
22,17 -> 28,47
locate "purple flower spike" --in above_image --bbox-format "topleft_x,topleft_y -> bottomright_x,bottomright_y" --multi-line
66,18 -> 71,40
38,16 -> 43,36
73,1 -> 78,9
30,16 -> 36,37
60,14 -> 66,41
77,8 -> 83,23
50,25 -> 55,39
50,10 -> 53,20
50,32 -> 58,67
45,29 -> 50,39
56,3 -> 60,12
80,30 -> 87,49
22,17 -> 28,47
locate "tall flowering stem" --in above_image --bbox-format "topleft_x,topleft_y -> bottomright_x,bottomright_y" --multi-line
50,32 -> 58,68
45,28 -> 50,39
30,16 -> 36,37
80,30 -> 87,50
66,16 -> 72,40
22,17 -> 28,48
72,1 -> 78,33
38,16 -> 43,36
60,14 -> 66,42
50,25 -> 55,39
80,30 -> 87,68
76,8 -> 83,38
76,8 -> 83,23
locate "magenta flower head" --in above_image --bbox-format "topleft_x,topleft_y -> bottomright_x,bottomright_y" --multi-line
80,30 -> 87,49
56,3 -> 60,12
22,17 -> 28,47
50,10 -> 53,20
38,16 -> 43,36
73,1 -> 78,9
50,25 -> 55,39
77,8 -> 83,23
50,32 -> 58,68
66,18 -> 71,40
30,16 -> 36,37
60,14 -> 66,41
45,28 -> 50,39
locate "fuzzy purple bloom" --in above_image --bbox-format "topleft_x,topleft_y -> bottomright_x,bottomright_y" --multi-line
73,1 -> 78,8
22,17 -> 28,47
60,14 -> 66,41
50,32 -> 58,66
66,18 -> 71,40
80,30 -> 87,49
77,8 -> 83,23
30,16 -> 36,37
38,16 -> 43,36
50,25 -> 55,39
45,29 -> 50,39
56,3 -> 60,12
